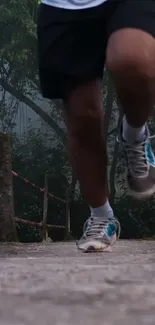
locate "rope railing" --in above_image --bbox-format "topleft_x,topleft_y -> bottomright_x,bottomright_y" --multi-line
12,170 -> 68,239
14,217 -> 65,229
12,171 -> 66,203
0,132 -> 70,241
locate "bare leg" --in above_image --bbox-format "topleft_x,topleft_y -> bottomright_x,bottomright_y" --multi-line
64,80 -> 119,251
65,80 -> 108,207
106,28 -> 155,199
107,29 -> 155,127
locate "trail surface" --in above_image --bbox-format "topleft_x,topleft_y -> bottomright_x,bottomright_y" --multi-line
0,240 -> 155,325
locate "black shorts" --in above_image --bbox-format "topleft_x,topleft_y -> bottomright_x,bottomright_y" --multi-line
37,0 -> 155,100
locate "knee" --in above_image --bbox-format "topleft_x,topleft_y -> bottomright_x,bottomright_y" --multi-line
67,82 -> 104,147
106,29 -> 155,80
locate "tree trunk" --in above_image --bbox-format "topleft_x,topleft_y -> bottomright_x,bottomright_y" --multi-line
0,133 -> 17,241
109,110 -> 123,206
42,172 -> 48,240
65,170 -> 77,240
104,73 -> 115,140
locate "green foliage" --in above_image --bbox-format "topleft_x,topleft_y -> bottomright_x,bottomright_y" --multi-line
16,223 -> 42,243
0,92 -> 18,132
115,196 -> 155,239
0,0 -> 38,88
70,198 -> 89,239
12,126 -> 71,242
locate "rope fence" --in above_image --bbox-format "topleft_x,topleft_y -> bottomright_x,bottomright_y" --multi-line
0,132 -> 71,241
12,170 -> 70,240
12,171 -> 66,203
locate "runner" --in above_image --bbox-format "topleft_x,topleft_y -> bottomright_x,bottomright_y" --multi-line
37,0 -> 155,252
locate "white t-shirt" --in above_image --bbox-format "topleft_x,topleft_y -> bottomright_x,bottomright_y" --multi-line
41,0 -> 107,10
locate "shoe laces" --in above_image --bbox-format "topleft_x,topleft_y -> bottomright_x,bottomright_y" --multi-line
123,135 -> 155,177
82,216 -> 120,239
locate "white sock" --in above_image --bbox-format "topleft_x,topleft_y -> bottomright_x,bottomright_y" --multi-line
90,200 -> 114,219
122,116 -> 146,144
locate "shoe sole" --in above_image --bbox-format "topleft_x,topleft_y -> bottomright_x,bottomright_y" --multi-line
77,234 -> 117,253
127,182 -> 155,200
78,245 -> 113,253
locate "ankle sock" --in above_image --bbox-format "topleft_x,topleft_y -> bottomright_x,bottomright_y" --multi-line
90,200 -> 114,219
122,116 -> 146,144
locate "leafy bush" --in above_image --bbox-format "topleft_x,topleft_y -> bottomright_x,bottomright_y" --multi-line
115,196 -> 155,239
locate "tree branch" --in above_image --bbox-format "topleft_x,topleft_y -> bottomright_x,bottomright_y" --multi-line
107,127 -> 117,137
0,79 -> 67,145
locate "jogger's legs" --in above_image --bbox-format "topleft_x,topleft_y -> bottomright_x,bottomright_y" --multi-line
65,80 -> 107,208
64,80 -> 118,251
106,28 -> 155,198
107,29 -> 155,128
38,1 -> 155,252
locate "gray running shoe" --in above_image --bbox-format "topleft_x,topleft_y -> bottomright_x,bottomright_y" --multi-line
77,214 -> 120,252
120,124 -> 155,199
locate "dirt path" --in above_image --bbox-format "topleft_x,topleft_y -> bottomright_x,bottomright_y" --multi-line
0,240 -> 155,325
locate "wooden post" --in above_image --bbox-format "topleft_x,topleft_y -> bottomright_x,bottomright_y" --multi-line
42,171 -> 48,240
0,133 -> 17,241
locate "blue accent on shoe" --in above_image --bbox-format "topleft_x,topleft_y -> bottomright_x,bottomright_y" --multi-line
107,223 -> 117,238
146,142 -> 155,166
